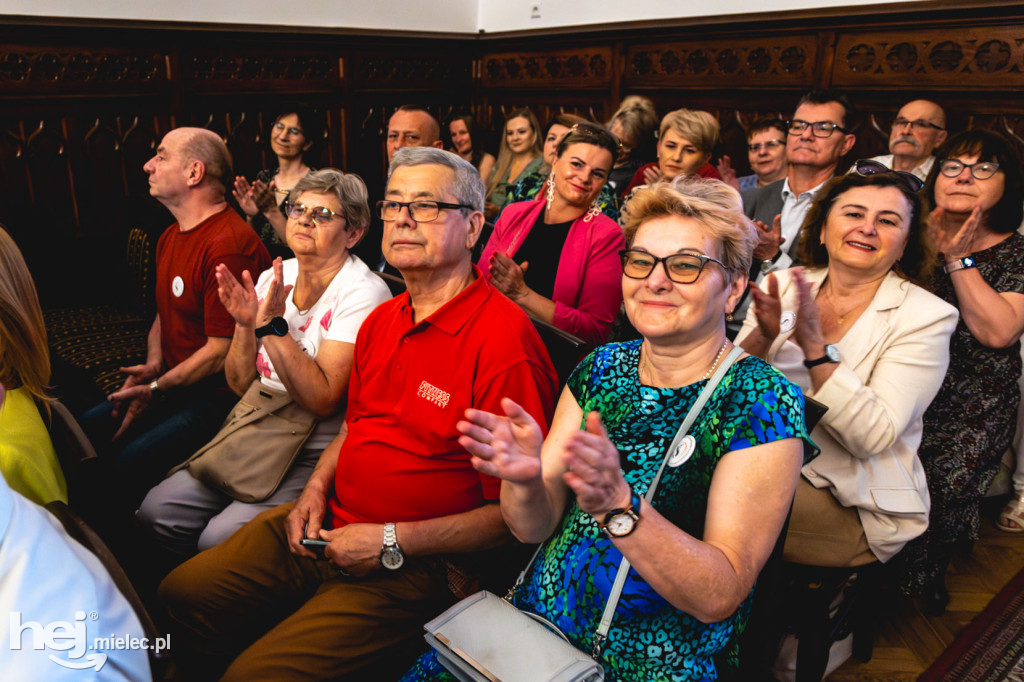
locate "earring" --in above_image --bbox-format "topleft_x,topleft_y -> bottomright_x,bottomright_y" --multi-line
545,173 -> 555,210
725,312 -> 734,322
583,201 -> 601,222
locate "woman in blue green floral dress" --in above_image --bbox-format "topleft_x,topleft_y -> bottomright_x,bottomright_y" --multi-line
402,177 -> 815,681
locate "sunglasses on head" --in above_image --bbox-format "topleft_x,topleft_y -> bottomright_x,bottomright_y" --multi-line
853,159 -> 924,193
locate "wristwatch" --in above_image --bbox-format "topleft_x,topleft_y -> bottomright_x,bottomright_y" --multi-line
148,379 -> 162,398
944,256 -> 976,274
598,488 -> 642,539
804,344 -> 841,368
380,522 -> 405,570
255,316 -> 289,339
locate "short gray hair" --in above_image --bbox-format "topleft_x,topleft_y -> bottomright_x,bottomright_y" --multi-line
388,147 -> 484,213
290,168 -> 371,233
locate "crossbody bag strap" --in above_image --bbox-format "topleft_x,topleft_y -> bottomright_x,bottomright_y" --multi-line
591,345 -> 745,656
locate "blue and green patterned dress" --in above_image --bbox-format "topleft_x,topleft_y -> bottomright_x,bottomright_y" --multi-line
402,340 -> 813,681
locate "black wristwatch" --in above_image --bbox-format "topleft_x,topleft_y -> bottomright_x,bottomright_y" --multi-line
803,344 -> 841,368
598,488 -> 643,539
255,316 -> 288,339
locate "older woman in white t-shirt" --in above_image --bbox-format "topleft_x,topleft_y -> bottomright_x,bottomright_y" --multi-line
138,169 -> 391,555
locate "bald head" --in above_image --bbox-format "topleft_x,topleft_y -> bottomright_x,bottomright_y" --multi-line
179,127 -> 233,193
387,107 -> 444,161
888,100 -> 947,171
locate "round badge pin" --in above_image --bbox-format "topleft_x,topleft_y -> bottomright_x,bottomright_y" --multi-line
668,435 -> 696,467
779,311 -> 796,333
171,276 -> 185,298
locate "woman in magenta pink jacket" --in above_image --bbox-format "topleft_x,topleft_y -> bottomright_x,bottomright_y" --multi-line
479,123 -> 624,349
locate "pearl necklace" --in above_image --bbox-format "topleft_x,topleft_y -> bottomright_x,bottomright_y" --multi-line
639,339 -> 731,385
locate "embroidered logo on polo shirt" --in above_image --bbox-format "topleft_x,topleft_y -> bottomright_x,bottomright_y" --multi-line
417,381 -> 450,409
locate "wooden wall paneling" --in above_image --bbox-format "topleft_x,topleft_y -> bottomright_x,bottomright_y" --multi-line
480,46 -> 614,92
832,26 -> 1024,90
624,35 -> 820,90
0,44 -> 167,97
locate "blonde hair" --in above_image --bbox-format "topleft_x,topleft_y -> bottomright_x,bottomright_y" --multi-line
620,177 -> 757,275
485,108 -> 542,199
0,227 -> 51,402
659,109 -> 720,155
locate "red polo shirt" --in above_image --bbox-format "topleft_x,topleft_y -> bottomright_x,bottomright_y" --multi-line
326,267 -> 558,527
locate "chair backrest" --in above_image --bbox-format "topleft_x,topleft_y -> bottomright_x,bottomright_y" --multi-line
125,227 -> 156,320
41,399 -> 98,494
528,315 -> 585,387
44,501 -> 176,681
375,271 -> 408,297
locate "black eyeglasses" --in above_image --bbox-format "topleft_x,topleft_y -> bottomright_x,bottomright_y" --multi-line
377,200 -> 474,222
938,159 -> 1001,180
892,117 -> 944,132
748,140 -> 786,153
619,250 -> 725,284
787,120 -> 846,138
285,202 -> 342,226
853,159 -> 925,193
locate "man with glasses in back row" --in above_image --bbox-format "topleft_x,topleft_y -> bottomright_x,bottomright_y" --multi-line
730,90 -> 857,335
159,147 -> 558,680
862,99 -> 947,182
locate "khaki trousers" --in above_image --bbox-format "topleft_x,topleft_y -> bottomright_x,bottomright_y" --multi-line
158,501 -> 452,681
783,478 -> 877,567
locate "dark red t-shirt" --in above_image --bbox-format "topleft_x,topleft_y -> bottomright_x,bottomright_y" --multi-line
154,206 -> 271,370
326,269 -> 558,527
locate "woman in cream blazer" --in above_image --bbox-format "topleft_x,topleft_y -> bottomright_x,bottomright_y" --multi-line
738,170 -> 958,565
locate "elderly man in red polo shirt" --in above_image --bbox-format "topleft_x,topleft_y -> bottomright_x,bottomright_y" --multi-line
159,146 -> 559,680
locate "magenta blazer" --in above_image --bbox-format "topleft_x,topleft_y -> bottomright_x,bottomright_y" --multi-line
478,198 -> 625,348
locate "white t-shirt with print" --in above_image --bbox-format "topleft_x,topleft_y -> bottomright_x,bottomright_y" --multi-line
254,254 -> 392,449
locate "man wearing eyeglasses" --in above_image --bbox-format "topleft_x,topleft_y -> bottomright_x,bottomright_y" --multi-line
730,91 -> 857,336
864,99 -> 947,181
160,147 -> 558,680
80,127 -> 271,506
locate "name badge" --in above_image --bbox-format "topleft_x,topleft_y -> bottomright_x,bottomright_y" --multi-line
668,435 -> 696,467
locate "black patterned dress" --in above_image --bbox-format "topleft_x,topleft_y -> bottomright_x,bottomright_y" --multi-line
899,232 -> 1024,593
401,341 -> 813,681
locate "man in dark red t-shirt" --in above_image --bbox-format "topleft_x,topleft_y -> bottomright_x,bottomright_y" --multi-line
80,127 -> 270,502
161,147 -> 558,680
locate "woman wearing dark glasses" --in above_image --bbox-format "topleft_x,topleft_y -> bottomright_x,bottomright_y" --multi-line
402,177 -> 811,681
738,168 -> 957,581
896,129 -> 1024,614
138,169 -> 391,556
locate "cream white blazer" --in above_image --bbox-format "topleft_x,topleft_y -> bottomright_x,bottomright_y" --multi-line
737,268 -> 958,562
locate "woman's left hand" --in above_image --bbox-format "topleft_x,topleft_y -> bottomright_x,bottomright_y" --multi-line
252,179 -> 277,214
792,268 -> 826,356
563,411 -> 632,518
255,257 -> 293,327
929,205 -> 981,260
488,252 -> 530,301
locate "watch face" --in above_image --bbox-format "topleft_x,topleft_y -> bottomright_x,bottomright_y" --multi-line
381,546 -> 404,570
605,512 -> 637,537
825,345 -> 841,363
270,317 -> 289,336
